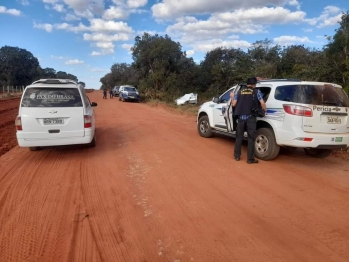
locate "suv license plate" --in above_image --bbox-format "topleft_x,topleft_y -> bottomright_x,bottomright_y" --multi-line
327,116 -> 341,124
43,118 -> 64,125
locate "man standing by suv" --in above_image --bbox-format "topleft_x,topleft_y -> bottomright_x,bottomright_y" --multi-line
230,77 -> 267,164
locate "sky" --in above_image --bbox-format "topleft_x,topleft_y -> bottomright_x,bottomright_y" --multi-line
0,0 -> 348,89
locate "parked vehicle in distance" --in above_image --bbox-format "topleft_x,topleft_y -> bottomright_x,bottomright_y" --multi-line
175,93 -> 198,105
113,86 -> 120,96
119,85 -> 140,102
15,79 -> 97,151
197,79 -> 349,160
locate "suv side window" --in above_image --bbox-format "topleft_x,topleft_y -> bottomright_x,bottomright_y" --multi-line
220,90 -> 233,103
275,85 -> 349,106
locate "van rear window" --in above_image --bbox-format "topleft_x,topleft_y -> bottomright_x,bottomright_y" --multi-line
274,85 -> 349,107
21,88 -> 83,107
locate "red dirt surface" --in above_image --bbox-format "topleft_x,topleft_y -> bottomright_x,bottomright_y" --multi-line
0,91 -> 349,261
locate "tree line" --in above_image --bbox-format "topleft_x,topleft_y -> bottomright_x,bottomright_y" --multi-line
101,12 -> 349,101
0,46 -> 85,88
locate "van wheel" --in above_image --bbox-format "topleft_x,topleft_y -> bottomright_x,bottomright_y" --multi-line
304,148 -> 332,158
255,128 -> 280,161
29,147 -> 40,151
198,115 -> 213,138
89,135 -> 96,147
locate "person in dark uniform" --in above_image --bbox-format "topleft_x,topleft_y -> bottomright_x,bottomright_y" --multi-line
103,89 -> 107,99
109,89 -> 113,98
230,77 -> 267,164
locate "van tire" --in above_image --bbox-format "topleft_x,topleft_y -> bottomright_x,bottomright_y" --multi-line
304,148 -> 332,158
89,135 -> 96,147
29,147 -> 40,151
255,128 -> 280,161
198,116 -> 213,138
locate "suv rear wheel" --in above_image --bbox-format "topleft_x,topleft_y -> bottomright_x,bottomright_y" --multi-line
255,128 -> 280,161
198,116 -> 213,138
303,148 -> 332,158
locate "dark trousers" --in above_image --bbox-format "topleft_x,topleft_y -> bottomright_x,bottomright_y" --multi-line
234,116 -> 257,161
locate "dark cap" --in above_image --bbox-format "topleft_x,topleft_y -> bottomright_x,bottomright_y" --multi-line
246,77 -> 257,85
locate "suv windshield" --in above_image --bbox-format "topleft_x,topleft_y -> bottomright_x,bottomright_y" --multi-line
124,87 -> 136,92
21,88 -> 83,107
275,84 -> 349,107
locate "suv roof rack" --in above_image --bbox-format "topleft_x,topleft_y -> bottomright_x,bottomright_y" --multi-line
258,79 -> 301,82
32,79 -> 78,85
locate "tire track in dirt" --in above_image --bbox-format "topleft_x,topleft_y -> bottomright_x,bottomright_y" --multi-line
0,148 -> 101,261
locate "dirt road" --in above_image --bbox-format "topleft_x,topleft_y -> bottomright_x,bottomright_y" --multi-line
1,91 -> 349,262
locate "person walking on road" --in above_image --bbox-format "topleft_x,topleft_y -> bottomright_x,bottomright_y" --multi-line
230,77 -> 267,164
103,89 -> 107,99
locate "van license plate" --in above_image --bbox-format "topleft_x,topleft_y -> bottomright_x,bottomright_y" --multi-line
335,137 -> 343,142
327,116 -> 341,124
43,118 -> 64,125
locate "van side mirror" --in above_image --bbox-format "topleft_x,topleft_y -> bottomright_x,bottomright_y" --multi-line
91,102 -> 98,107
212,97 -> 219,103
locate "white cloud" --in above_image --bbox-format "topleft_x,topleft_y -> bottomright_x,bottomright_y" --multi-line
95,42 -> 115,49
0,6 -> 21,16
152,0 -> 287,20
121,43 -> 133,54
91,51 -> 102,56
288,0 -> 300,10
33,22 -> 53,32
306,5 -> 342,28
193,39 -> 251,53
186,50 -> 195,56
89,19 -> 133,33
63,0 -> 104,15
43,0 -> 59,3
17,0 -> 30,5
83,33 -> 130,41
127,0 -> 148,8
274,35 -> 313,46
65,59 -> 84,65
63,13 -> 81,21
103,6 -> 130,20
51,55 -> 65,59
53,4 -> 66,12
91,67 -> 108,72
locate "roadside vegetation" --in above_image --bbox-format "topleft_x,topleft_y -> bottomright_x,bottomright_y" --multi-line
101,12 -> 349,104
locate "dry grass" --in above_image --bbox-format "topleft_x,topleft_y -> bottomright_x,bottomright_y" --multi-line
145,99 -> 200,116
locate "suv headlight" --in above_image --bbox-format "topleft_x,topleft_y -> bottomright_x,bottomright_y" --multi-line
136,91 -> 139,95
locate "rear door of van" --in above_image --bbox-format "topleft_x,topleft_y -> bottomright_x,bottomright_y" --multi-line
20,87 -> 85,139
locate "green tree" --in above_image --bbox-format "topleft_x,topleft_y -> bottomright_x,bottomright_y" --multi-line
248,39 -> 280,78
131,33 -> 185,100
0,45 -> 40,86
324,11 -> 349,93
56,71 -> 78,82
40,67 -> 56,79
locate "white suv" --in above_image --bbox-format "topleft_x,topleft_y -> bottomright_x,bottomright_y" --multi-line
197,79 -> 349,160
16,79 -> 97,151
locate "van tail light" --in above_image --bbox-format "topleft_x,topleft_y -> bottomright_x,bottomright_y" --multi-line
283,104 -> 313,117
84,115 -> 92,128
15,116 -> 22,131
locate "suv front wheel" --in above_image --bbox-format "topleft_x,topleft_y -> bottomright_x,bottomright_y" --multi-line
198,115 -> 213,138
255,128 -> 280,161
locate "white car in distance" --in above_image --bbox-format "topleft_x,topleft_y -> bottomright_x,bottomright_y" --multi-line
15,79 -> 97,151
175,93 -> 198,105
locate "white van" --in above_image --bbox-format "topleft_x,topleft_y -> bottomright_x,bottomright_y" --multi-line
15,79 -> 97,151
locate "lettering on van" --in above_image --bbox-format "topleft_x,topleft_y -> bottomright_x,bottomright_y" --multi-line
30,93 -> 75,100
